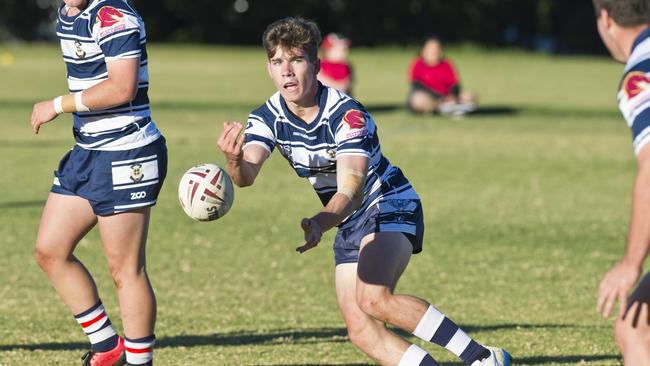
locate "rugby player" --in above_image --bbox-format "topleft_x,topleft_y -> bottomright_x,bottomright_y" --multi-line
217,17 -> 510,366
30,0 -> 165,365
594,0 -> 650,364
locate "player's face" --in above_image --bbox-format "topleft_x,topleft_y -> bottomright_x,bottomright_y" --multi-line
596,9 -> 627,63
267,47 -> 319,105
422,40 -> 443,65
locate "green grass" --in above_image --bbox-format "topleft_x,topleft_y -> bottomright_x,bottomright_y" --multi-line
0,43 -> 635,365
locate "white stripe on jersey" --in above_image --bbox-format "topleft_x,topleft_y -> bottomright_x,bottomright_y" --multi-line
625,38 -> 650,73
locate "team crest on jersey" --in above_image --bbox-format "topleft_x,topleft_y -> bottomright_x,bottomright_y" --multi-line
97,6 -> 124,28
623,71 -> 650,100
97,6 -> 127,37
130,163 -> 144,182
74,40 -> 86,59
343,109 -> 368,139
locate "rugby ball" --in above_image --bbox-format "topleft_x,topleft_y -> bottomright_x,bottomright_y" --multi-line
178,163 -> 234,221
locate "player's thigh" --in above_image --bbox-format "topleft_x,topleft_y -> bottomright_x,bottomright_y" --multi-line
97,207 -> 151,270
336,263 -> 382,331
356,232 -> 412,295
35,192 -> 97,258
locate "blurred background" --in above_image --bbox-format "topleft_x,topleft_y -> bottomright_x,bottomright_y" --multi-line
3,0 -> 603,54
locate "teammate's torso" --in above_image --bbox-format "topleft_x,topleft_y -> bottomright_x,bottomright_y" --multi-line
56,0 -> 159,151
244,84 -> 419,228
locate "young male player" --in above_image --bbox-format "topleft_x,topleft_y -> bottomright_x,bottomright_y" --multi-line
594,0 -> 650,364
217,17 -> 511,366
30,0 -> 165,365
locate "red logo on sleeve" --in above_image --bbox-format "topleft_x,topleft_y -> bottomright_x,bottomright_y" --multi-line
343,110 -> 366,129
623,71 -> 650,100
96,6 -> 124,28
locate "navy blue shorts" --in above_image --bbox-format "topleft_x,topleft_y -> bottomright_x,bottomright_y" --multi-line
333,199 -> 424,265
51,137 -> 168,216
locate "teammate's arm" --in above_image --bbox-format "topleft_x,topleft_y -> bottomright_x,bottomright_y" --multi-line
31,58 -> 140,134
297,155 -> 368,253
217,122 -> 269,187
597,144 -> 650,318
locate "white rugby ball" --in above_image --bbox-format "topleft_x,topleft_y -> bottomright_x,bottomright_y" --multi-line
178,163 -> 234,221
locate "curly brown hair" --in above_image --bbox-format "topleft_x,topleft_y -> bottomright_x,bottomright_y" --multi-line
262,17 -> 322,62
593,0 -> 650,27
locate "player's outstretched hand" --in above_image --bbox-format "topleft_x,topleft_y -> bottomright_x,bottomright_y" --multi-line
597,259 -> 641,318
217,122 -> 244,164
296,218 -> 322,253
31,100 -> 59,134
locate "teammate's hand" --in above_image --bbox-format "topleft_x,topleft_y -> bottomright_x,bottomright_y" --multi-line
31,100 -> 59,134
296,218 -> 322,253
597,259 -> 641,318
217,122 -> 244,164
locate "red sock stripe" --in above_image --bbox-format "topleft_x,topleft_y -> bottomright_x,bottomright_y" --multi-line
126,346 -> 153,354
80,313 -> 106,328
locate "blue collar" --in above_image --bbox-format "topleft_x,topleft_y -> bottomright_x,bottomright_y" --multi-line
631,27 -> 650,53
280,82 -> 327,126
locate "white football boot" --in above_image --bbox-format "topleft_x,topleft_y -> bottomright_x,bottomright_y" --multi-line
470,346 -> 512,366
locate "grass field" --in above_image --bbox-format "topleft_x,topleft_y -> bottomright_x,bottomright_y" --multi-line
0,43 -> 636,365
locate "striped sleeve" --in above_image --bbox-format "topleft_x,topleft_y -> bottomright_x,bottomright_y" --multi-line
620,69 -> 650,155
91,2 -> 141,61
334,108 -> 372,158
243,113 -> 275,153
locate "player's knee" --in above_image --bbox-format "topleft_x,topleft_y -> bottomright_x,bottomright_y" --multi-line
344,320 -> 373,349
107,261 -> 145,289
614,314 -> 650,354
34,242 -> 62,270
357,293 -> 391,321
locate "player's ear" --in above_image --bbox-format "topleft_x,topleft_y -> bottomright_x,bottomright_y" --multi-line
599,8 -> 613,29
266,60 -> 273,78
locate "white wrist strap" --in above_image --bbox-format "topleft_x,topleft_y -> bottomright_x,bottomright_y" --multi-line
53,96 -> 64,114
75,92 -> 90,112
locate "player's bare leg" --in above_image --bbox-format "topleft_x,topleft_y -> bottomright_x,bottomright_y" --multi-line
615,273 -> 650,366
408,90 -> 439,114
34,192 -> 99,313
355,233 -> 428,332
349,232 -> 508,366
98,208 -> 156,338
336,263 -> 412,365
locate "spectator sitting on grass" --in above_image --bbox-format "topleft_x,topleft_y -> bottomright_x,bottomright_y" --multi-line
407,36 -> 476,116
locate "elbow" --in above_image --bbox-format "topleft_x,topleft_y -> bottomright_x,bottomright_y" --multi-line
233,177 -> 254,188
117,84 -> 138,104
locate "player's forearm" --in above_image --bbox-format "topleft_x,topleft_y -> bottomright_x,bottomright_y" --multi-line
81,78 -> 138,110
625,165 -> 650,267
226,159 -> 257,187
311,193 -> 361,232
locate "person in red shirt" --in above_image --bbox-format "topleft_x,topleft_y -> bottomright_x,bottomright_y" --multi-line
408,37 -> 476,115
318,33 -> 354,95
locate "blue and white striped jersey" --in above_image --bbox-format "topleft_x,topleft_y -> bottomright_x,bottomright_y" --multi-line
56,0 -> 160,151
619,28 -> 650,155
244,84 -> 419,230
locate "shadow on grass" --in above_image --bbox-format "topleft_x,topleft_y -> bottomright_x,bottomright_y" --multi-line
0,200 -> 46,209
0,323 -> 607,352
0,327 -> 348,352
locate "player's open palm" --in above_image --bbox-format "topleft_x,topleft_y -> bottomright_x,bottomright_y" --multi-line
217,122 -> 244,164
31,100 -> 59,134
597,260 -> 641,318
